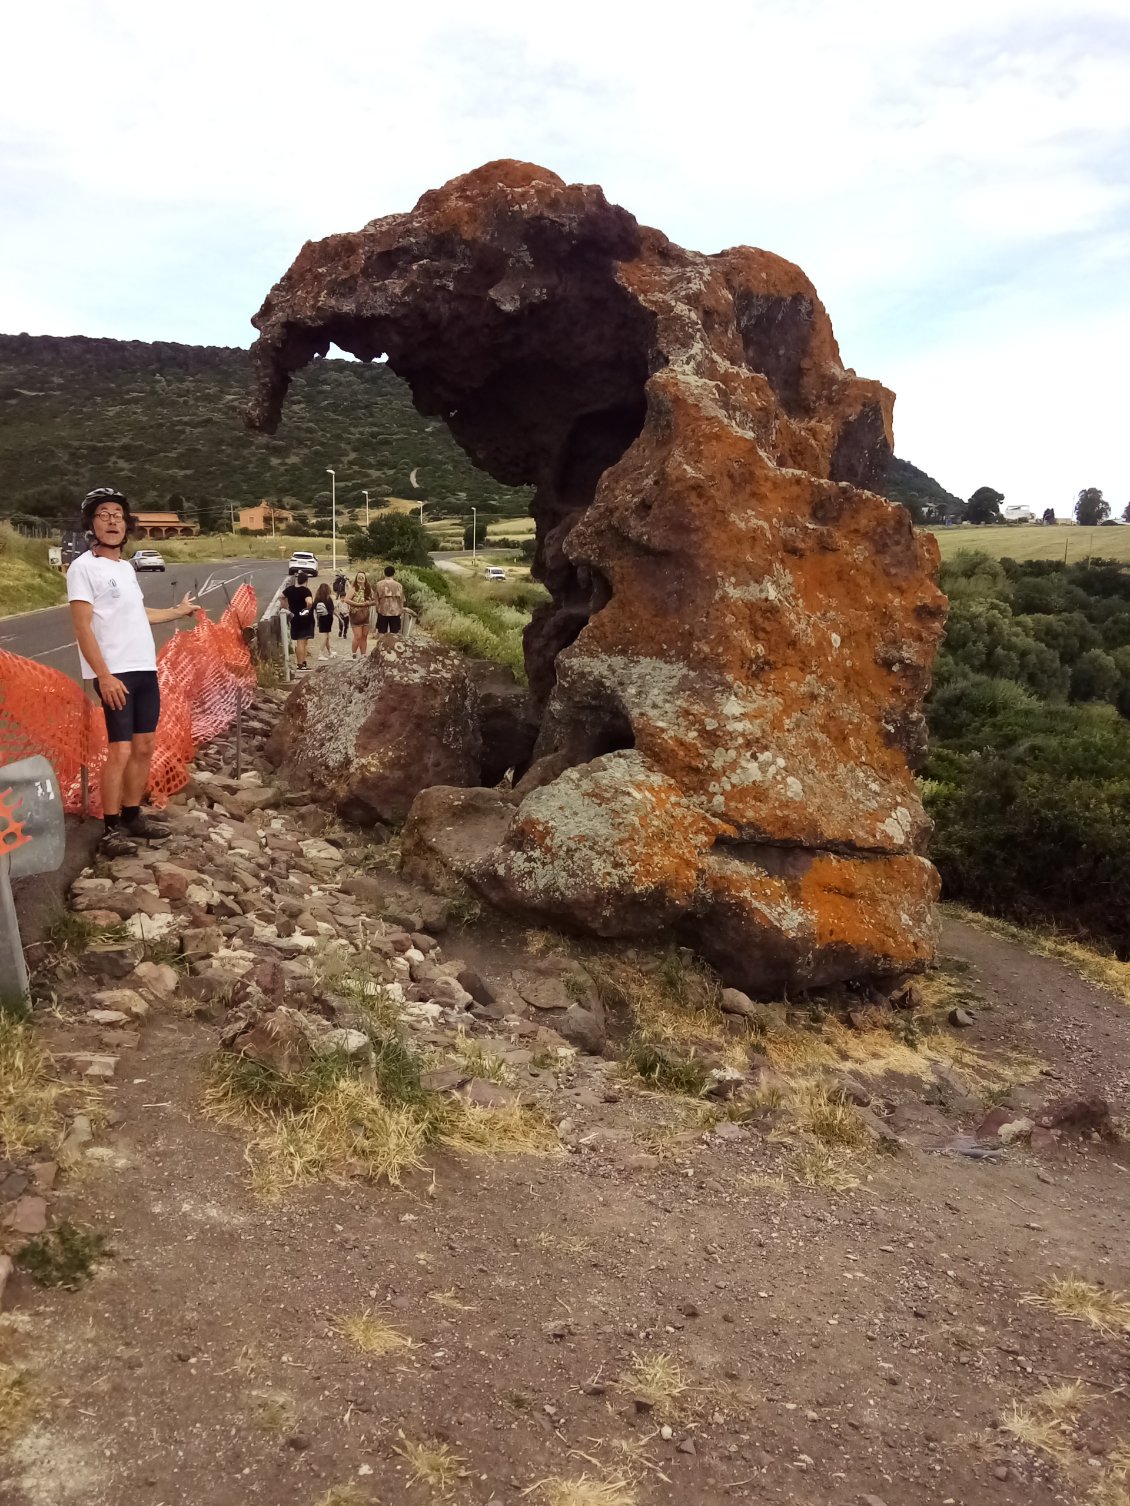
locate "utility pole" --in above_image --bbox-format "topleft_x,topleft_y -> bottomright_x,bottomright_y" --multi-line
326,467 -> 337,573
362,490 -> 370,527
472,507 -> 477,564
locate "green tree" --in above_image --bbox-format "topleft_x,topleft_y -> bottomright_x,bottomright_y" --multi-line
357,513 -> 432,566
194,494 -> 223,532
964,487 -> 1004,525
1070,648 -> 1120,702
1074,487 -> 1110,526
462,521 -> 476,551
1041,507 -> 1056,526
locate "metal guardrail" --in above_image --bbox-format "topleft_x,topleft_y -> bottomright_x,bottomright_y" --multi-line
0,756 -> 65,1003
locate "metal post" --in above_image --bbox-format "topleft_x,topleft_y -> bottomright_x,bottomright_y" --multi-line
472,507 -> 477,564
0,853 -> 29,1005
327,466 -> 337,573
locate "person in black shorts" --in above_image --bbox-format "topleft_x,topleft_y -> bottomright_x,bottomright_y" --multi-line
282,571 -> 315,669
375,564 -> 405,634
66,488 -> 198,857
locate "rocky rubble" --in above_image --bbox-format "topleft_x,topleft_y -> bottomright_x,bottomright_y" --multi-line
248,160 -> 946,997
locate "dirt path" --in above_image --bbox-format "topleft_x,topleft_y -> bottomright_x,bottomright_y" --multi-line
2,700 -> 1129,1506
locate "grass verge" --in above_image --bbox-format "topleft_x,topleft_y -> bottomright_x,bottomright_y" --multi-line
0,524 -> 66,615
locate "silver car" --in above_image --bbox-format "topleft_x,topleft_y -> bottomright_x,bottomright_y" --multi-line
132,549 -> 166,572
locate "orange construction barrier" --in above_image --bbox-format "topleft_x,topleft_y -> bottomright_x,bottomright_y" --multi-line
0,584 -> 258,816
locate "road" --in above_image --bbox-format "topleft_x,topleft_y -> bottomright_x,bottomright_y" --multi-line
0,558 -> 289,685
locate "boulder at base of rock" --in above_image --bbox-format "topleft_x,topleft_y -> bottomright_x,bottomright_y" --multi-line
247,161 -> 945,994
264,639 -> 483,828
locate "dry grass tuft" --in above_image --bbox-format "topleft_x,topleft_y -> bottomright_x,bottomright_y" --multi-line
948,905 -> 1130,1007
787,1145 -> 861,1191
314,1487 -> 367,1506
1088,1480 -> 1130,1506
1024,1277 -> 1130,1334
0,1363 -> 37,1438
395,1433 -> 465,1493
592,952 -> 743,1062
206,1046 -> 558,1198
736,1171 -> 789,1194
0,1016 -> 62,1156
789,1082 -> 873,1150
331,1310 -> 411,1356
531,1474 -> 638,1506
442,1032 -> 517,1087
535,1230 -> 591,1256
439,1102 -> 560,1157
1030,1380 -> 1089,1415
999,1403 -> 1073,1463
427,1289 -> 478,1312
623,1352 -> 689,1418
251,1389 -> 298,1433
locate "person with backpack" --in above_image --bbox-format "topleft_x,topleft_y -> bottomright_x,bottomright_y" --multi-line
312,581 -> 336,660
66,487 -> 198,857
282,571 -> 315,669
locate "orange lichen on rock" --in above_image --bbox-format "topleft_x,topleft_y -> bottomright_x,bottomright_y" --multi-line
248,161 -> 946,994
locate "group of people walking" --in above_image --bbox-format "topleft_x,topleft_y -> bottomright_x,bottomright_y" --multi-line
282,565 -> 406,669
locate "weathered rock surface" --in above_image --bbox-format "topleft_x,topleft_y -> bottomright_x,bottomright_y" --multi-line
248,161 -> 945,993
264,639 -> 482,827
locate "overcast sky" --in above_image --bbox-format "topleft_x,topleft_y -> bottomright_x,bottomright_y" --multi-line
3,0 -> 1128,514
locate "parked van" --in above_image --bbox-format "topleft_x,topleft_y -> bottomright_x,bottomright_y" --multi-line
484,566 -> 507,581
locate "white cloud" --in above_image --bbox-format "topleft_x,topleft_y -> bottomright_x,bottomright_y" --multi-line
1,0 -> 1128,510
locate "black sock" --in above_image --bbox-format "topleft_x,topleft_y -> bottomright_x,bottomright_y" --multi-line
104,812 -> 122,831
122,804 -> 141,824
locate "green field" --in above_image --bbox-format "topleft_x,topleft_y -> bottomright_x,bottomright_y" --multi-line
926,523 -> 1130,564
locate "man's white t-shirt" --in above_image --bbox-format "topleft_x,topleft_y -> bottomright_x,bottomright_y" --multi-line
66,552 -> 157,679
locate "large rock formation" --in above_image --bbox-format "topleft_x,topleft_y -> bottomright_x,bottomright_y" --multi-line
248,162 -> 946,995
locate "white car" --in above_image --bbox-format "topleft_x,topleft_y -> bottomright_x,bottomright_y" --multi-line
287,551 -> 319,576
484,566 -> 508,581
131,549 -> 166,572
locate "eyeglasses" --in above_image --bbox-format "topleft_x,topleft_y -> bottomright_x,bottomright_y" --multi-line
94,509 -> 126,521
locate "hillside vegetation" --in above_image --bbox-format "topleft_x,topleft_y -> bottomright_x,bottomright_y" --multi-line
0,333 -> 529,529
925,550 -> 1130,952
0,333 -> 954,539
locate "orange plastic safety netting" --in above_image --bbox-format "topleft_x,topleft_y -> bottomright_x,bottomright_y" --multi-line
0,583 -> 258,816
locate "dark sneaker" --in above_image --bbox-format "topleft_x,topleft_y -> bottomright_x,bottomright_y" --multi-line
123,811 -> 171,841
99,828 -> 138,859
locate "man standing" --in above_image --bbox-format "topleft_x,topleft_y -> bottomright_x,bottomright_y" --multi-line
375,564 -> 405,634
67,488 -> 198,857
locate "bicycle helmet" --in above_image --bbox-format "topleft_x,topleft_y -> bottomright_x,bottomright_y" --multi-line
81,487 -> 133,533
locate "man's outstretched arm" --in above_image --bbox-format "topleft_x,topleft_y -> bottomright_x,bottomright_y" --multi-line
145,592 -> 199,625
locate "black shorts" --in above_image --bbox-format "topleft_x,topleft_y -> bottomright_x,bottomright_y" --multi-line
377,614 -> 402,634
289,615 -> 315,641
94,670 -> 161,743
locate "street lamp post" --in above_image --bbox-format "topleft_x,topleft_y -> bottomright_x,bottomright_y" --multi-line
362,490 -> 370,527
471,507 -> 477,564
326,467 -> 337,573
